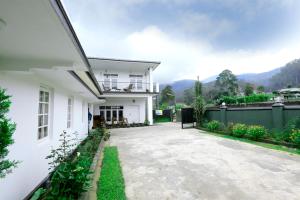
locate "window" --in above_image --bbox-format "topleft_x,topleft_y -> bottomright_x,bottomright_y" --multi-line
104,74 -> 118,89
129,75 -> 143,90
38,88 -> 50,139
99,106 -> 124,122
67,97 -> 73,128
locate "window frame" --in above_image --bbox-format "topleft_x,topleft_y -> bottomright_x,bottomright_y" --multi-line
67,97 -> 74,129
37,87 -> 50,140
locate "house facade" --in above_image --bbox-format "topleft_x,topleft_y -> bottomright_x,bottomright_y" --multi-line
0,0 -> 160,199
89,58 -> 160,126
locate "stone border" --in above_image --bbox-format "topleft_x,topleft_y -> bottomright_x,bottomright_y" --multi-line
80,138 -> 106,200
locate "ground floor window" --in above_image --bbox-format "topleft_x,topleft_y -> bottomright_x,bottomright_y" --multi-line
100,106 -> 123,122
38,87 -> 50,139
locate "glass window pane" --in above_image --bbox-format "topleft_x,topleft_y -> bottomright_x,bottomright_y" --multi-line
39,103 -> 43,114
44,92 -> 49,102
44,115 -> 48,125
39,91 -> 44,101
43,127 -> 48,137
137,79 -> 142,89
118,110 -> 123,119
113,110 -> 117,118
44,104 -> 49,114
38,128 -> 42,139
106,110 -> 111,121
38,115 -> 43,127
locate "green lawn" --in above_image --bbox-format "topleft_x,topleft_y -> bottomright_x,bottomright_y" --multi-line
154,116 -> 171,123
97,146 -> 126,200
199,129 -> 300,155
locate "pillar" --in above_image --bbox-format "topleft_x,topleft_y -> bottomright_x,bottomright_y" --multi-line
147,96 -> 153,125
272,102 -> 284,131
220,104 -> 227,126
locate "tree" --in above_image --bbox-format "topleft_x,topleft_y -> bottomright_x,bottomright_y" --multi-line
215,69 -> 238,97
160,85 -> 175,106
257,85 -> 265,93
183,88 -> 194,105
0,88 -> 18,178
244,83 -> 254,96
195,76 -> 202,97
193,78 -> 205,126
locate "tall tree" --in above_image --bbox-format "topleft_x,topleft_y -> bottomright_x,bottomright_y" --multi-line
160,85 -> 175,105
215,69 -> 238,97
257,85 -> 265,93
0,88 -> 18,178
195,76 -> 202,97
183,88 -> 194,105
244,83 -> 254,96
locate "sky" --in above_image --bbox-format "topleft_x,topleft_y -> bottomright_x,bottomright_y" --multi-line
62,0 -> 300,83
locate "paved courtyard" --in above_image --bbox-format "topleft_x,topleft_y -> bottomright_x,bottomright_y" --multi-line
109,123 -> 300,200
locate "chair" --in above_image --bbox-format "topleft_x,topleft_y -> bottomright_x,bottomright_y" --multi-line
118,117 -> 129,127
102,83 -> 111,92
123,84 -> 133,92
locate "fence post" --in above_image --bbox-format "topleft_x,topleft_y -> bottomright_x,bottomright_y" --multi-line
272,102 -> 284,131
220,104 -> 227,126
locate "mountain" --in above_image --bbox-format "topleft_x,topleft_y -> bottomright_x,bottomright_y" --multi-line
161,66 -> 282,102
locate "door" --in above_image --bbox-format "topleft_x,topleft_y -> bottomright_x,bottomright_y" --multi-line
126,105 -> 140,123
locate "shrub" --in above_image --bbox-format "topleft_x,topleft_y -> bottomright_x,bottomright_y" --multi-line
207,120 -> 221,132
232,123 -> 248,137
194,96 -> 205,126
226,122 -> 235,135
0,88 -> 18,178
290,129 -> 300,147
283,117 -> 300,142
103,129 -> 111,141
246,125 -> 266,140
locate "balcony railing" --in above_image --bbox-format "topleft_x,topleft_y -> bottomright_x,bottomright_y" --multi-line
98,81 -> 159,93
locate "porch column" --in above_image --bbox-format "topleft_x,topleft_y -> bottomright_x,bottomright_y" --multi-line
147,96 -> 153,125
148,67 -> 153,92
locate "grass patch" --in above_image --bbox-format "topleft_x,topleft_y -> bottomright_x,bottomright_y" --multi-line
199,128 -> 300,155
97,146 -> 126,200
154,116 -> 171,123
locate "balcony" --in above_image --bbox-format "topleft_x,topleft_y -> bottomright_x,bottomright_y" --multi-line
98,81 -> 159,93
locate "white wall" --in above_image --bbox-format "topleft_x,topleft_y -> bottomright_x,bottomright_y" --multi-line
0,72 -> 91,200
93,97 -> 146,124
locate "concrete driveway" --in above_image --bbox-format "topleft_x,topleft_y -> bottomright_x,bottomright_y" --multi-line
109,123 -> 300,200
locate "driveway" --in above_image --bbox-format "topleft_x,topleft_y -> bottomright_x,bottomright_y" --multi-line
109,123 -> 300,200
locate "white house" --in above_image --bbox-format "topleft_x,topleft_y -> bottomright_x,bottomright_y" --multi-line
0,0 -> 98,199
0,0 -> 160,199
89,57 -> 160,126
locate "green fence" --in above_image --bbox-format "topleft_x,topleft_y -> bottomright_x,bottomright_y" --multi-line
205,103 -> 300,131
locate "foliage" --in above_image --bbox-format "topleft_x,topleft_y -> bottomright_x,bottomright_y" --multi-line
244,83 -> 254,96
97,147 -> 126,200
175,103 -> 185,111
257,85 -> 265,93
159,102 -> 169,110
194,96 -> 205,126
195,76 -> 202,97
0,88 -> 18,178
269,59 -> 300,90
30,188 -> 46,200
154,116 -> 171,123
103,129 -> 111,141
183,88 -> 194,105
160,85 -> 175,105
226,122 -> 235,135
290,129 -> 300,147
232,123 -> 248,138
246,125 -> 266,140
40,128 -> 103,199
206,120 -> 221,132
215,69 -> 238,97
217,93 -> 272,105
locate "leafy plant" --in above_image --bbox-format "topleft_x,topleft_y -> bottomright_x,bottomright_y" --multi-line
290,129 -> 300,147
0,88 -> 18,178
206,120 -> 221,132
246,125 -> 266,140
232,123 -> 248,137
226,122 -> 235,135
103,129 -> 111,141
194,96 -> 205,126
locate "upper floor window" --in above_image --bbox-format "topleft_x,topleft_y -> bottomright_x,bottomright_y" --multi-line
129,74 -> 143,90
38,88 -> 50,139
104,74 -> 118,89
67,97 -> 73,128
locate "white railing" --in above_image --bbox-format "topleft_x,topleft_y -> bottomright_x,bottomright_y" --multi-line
98,81 -> 159,93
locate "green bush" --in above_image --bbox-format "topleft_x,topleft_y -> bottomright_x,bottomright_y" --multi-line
226,122 -> 235,135
232,123 -> 248,137
246,125 -> 266,140
206,120 -> 221,131
290,129 -> 300,147
218,93 -> 272,105
282,117 -> 300,142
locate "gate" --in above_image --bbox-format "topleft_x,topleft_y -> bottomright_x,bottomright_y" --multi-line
181,108 -> 195,129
